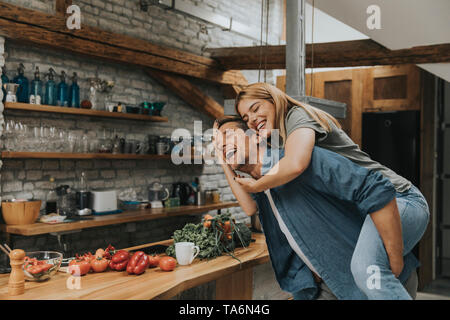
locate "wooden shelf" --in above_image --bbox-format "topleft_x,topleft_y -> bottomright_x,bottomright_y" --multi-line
0,151 -> 172,160
0,151 -> 206,162
4,102 -> 168,122
0,202 -> 240,236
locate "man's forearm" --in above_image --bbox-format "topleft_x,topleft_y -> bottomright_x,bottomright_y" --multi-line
221,164 -> 258,216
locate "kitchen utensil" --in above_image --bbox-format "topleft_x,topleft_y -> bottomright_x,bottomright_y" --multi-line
152,102 -> 166,116
75,172 -> 91,216
148,182 -> 169,208
111,135 -> 122,154
195,191 -> 205,206
140,102 -> 150,114
156,141 -> 169,155
119,200 -> 140,211
165,197 -> 180,208
56,185 -> 72,216
147,135 -> 159,154
175,242 -> 200,266
22,251 -> 62,282
125,140 -> 142,154
1,199 -> 42,225
126,105 -> 140,114
172,182 -> 193,205
0,244 -> 10,256
89,190 -> 118,214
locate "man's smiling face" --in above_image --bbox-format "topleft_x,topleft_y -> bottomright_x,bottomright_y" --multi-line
218,121 -> 252,171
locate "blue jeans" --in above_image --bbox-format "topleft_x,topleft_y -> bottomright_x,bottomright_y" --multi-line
350,185 -> 430,299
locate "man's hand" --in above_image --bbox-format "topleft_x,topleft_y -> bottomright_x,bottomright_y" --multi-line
234,176 -> 262,193
212,120 -> 225,164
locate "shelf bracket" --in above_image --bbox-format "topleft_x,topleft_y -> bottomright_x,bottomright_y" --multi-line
50,230 -> 81,253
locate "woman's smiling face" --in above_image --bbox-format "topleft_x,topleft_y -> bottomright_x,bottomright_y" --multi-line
237,98 -> 276,137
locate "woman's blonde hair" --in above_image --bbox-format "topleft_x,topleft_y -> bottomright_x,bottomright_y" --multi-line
234,82 -> 342,146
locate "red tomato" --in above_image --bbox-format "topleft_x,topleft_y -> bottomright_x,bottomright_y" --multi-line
91,257 -> 109,273
26,265 -> 44,274
148,254 -> 161,268
69,259 -> 91,276
159,256 -> 177,271
95,248 -> 105,259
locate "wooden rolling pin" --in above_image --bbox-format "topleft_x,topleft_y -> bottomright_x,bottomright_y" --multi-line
8,249 -> 25,296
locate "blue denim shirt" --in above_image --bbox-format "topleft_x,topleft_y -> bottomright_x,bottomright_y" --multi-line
253,146 -> 419,300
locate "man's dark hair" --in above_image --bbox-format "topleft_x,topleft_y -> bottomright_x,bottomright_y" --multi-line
215,116 -> 249,131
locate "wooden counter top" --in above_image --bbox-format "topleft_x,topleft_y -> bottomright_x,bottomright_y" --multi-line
0,202 -> 240,236
0,233 -> 269,300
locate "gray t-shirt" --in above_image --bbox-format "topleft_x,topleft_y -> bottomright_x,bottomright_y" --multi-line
285,106 -> 412,193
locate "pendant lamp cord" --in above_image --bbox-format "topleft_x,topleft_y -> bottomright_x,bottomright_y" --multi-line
310,0 -> 315,96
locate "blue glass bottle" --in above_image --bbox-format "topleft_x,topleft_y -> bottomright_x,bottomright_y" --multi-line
44,68 -> 57,106
68,72 -> 80,108
30,66 -> 43,104
13,63 -> 29,103
1,66 -> 9,104
57,70 -> 68,107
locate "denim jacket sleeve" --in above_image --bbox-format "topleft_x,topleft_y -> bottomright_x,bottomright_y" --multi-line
302,147 -> 397,215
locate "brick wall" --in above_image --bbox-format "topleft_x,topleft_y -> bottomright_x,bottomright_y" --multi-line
0,0 -> 288,299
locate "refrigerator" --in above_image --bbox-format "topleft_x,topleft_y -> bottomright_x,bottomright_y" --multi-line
362,111 -> 421,188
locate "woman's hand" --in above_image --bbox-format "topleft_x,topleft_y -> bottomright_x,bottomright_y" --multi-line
234,176 -> 263,193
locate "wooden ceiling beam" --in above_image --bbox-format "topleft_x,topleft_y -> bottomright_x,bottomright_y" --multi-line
206,39 -> 450,70
146,69 -> 224,119
0,1 -> 247,86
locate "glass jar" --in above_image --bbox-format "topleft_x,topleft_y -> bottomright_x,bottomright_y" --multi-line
205,189 -> 213,204
212,189 -> 220,203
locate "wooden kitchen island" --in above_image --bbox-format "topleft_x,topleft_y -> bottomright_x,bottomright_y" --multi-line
0,233 -> 269,300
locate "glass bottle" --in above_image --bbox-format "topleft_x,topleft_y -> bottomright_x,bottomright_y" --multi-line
1,66 -> 9,104
30,67 -> 43,105
68,72 -> 80,108
57,70 -> 68,107
13,63 -> 29,103
44,68 -> 57,106
45,177 -> 57,214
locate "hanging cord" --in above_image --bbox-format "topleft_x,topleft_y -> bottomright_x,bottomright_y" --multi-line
310,0 -> 315,96
258,0 -> 265,82
264,0 -> 270,83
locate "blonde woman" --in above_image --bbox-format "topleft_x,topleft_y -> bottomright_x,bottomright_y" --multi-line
233,82 -> 429,299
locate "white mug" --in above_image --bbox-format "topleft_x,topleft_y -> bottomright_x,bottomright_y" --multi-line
175,242 -> 200,265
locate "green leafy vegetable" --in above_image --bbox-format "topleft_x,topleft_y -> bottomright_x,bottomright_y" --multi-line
166,212 -> 252,262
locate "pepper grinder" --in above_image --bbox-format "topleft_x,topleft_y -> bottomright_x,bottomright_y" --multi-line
8,249 -> 25,296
